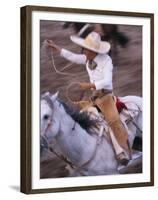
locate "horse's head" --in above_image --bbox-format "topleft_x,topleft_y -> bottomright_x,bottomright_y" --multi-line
41,91 -> 60,140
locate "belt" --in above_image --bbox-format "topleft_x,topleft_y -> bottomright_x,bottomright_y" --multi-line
100,89 -> 112,94
91,89 -> 112,102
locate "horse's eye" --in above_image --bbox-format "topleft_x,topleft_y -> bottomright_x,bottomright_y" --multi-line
43,114 -> 49,120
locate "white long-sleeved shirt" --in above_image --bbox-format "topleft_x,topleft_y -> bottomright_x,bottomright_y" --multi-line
60,48 -> 113,91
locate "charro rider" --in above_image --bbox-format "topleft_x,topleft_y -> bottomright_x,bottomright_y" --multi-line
46,31 -> 130,165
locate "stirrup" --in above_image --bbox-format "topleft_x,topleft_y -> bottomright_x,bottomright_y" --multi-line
116,152 -> 130,166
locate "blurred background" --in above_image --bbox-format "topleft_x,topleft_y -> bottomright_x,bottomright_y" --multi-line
40,20 -> 142,178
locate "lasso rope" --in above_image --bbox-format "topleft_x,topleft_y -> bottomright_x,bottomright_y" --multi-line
66,82 -> 89,105
50,50 -> 76,77
42,41 -> 86,104
49,23 -> 91,75
42,40 -> 76,76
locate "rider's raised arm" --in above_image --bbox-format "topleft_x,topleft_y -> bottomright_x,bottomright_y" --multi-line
60,48 -> 87,65
46,39 -> 86,65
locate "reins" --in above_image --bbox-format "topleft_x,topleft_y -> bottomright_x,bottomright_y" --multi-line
48,137 -> 100,176
48,145 -> 75,169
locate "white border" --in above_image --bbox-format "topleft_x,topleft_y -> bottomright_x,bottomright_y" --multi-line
32,10 -> 151,189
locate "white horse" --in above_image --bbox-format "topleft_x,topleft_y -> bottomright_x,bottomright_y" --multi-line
41,92 -> 142,176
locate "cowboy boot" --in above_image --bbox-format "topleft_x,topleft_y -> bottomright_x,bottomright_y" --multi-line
108,126 -> 130,165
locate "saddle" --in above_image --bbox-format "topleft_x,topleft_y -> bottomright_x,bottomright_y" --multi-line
79,96 -> 141,141
79,96 -> 128,114
115,97 -> 127,113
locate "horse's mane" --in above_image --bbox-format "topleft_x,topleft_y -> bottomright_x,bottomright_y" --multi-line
58,99 -> 98,132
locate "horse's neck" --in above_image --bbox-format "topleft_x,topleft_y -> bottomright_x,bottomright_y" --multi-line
54,102 -> 96,166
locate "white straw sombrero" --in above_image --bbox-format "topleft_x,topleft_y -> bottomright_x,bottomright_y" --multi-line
70,31 -> 111,54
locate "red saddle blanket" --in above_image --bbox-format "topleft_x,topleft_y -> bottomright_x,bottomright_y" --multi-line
116,97 -> 127,113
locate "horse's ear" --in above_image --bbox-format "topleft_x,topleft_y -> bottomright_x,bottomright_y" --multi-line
41,91 -> 50,99
45,91 -> 50,96
42,91 -> 50,98
51,91 -> 59,102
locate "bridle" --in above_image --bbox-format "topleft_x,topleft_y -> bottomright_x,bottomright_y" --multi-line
41,95 -> 54,137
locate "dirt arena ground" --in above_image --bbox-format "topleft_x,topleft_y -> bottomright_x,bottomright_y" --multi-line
40,21 -> 142,178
